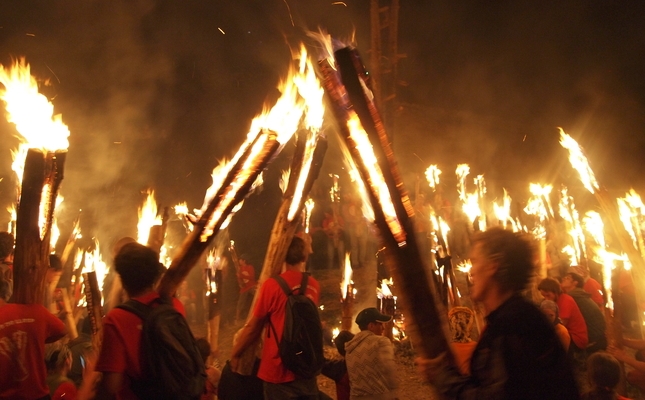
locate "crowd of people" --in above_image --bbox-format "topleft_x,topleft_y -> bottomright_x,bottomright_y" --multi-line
2,223 -> 645,399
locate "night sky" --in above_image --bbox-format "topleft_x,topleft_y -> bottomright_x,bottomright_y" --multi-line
0,0 -> 643,260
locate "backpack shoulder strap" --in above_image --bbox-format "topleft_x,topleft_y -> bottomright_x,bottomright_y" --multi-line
273,275 -> 292,297
116,299 -> 153,321
298,273 -> 309,296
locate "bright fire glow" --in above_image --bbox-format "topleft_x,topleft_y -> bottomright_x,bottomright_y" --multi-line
582,211 -> 613,309
456,260 -> 472,274
559,128 -> 599,194
49,194 -> 64,250
425,165 -> 441,189
332,327 -> 340,340
137,190 -> 161,245
174,202 -> 188,216
456,164 -> 470,202
81,240 -> 110,304
0,58 -> 70,151
346,112 -> 404,244
279,168 -> 290,194
558,186 -> 586,266
288,133 -> 321,222
618,189 -> 645,256
197,46 -> 316,241
304,198 -> 315,233
378,278 -> 393,298
524,183 -> 552,239
344,152 -> 375,221
341,253 -> 353,299
493,189 -> 514,229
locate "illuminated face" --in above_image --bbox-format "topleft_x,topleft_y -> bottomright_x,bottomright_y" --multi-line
469,242 -> 497,303
541,307 -> 556,324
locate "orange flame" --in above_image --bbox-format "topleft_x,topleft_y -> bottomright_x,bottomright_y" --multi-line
345,112 -> 404,244
279,168 -> 290,194
559,128 -> 599,194
558,186 -> 586,265
137,190 -> 161,245
0,58 -> 70,151
582,211 -> 612,309
425,165 -> 441,189
456,164 -> 470,202
378,278 -> 393,298
304,198 -> 315,233
341,253 -> 353,299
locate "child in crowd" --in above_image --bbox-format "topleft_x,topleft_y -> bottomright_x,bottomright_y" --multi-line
45,342 -> 78,400
196,337 -> 222,400
540,299 -> 571,352
582,352 -> 631,400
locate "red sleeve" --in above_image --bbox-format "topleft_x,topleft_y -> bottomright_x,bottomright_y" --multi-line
95,321 -> 128,373
172,296 -> 186,317
53,381 -> 78,400
43,306 -> 67,341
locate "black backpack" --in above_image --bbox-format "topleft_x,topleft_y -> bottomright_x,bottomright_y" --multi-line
116,296 -> 206,400
269,273 -> 324,379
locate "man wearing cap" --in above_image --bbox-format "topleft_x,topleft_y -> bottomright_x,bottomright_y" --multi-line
345,307 -> 399,400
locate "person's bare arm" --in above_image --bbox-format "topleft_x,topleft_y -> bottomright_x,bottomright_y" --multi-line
229,315 -> 265,372
622,338 -> 645,351
560,317 -> 569,327
609,346 -> 645,373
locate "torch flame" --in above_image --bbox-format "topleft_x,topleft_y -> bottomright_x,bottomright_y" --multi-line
346,112 -> 405,244
456,164 -> 470,202
280,168 -> 290,194
425,165 -> 441,189
304,198 -> 315,233
0,58 -> 70,151
559,128 -> 599,194
341,253 -> 353,299
378,279 -> 393,298
137,190 -> 161,245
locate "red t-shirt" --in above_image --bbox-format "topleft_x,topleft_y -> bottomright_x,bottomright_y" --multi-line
557,293 -> 588,349
238,264 -> 257,293
95,292 -> 185,400
0,303 -> 67,399
583,278 -> 605,308
253,270 -> 320,383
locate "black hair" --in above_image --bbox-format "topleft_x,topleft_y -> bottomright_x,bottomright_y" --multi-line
114,242 -> 162,296
0,279 -> 10,301
586,352 -> 621,398
538,277 -> 562,296
49,254 -> 63,271
195,337 -> 211,363
472,228 -> 536,293
285,236 -> 307,265
566,272 -> 584,288
0,232 -> 14,259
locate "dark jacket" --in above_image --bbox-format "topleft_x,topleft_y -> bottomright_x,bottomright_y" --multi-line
435,295 -> 580,399
567,288 -> 607,349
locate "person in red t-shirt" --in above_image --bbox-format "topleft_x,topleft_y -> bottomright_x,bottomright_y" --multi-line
570,265 -> 605,308
235,255 -> 257,322
94,242 -> 185,399
230,236 -> 320,399
0,294 -> 67,399
538,277 -> 589,351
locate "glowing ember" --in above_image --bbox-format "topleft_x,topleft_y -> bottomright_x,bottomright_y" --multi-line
0,58 -> 70,151
346,112 -> 405,244
559,128 -> 599,194
425,165 -> 441,189
174,202 -> 189,216
137,190 -> 161,245
341,253 -> 353,299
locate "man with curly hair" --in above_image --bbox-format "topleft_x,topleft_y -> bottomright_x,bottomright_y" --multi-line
418,228 -> 580,399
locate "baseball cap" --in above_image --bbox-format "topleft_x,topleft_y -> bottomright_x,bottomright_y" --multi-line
355,307 -> 392,326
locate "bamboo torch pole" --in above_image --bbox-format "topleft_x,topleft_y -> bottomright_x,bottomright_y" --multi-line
13,149 -> 66,305
158,131 -> 280,298
83,271 -> 103,350
235,131 -> 328,375
320,47 -> 453,362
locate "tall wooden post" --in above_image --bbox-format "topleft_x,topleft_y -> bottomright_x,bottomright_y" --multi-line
13,149 -> 66,305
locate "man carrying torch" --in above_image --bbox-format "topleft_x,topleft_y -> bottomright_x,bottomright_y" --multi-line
417,228 -> 579,399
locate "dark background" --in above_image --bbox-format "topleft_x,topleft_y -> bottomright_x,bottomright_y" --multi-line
0,0 -> 643,262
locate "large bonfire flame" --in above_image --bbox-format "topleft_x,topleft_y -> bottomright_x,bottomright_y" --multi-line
0,58 -> 70,240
